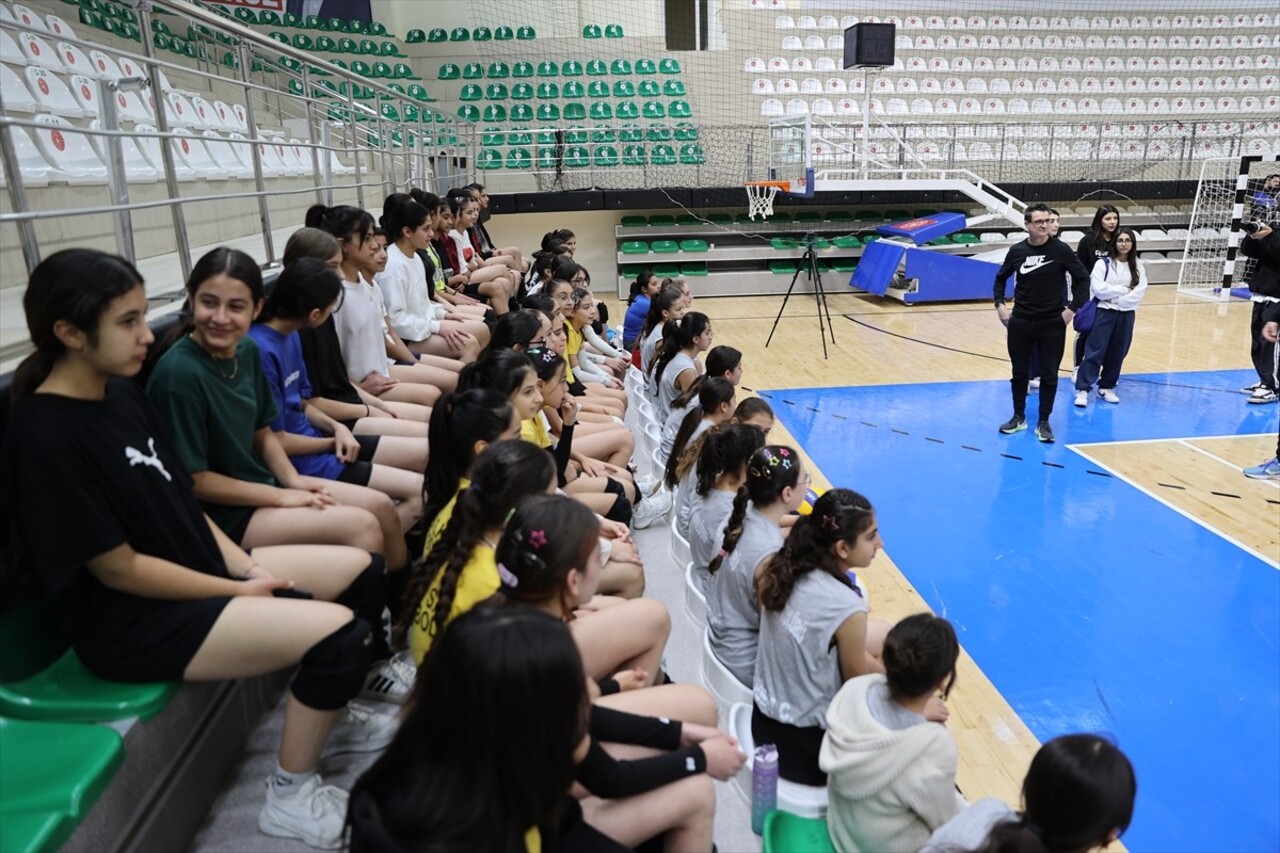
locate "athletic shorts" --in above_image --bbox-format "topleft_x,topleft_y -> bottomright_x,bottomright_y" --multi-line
73,591 -> 233,682
752,703 -> 828,786
335,435 -> 380,486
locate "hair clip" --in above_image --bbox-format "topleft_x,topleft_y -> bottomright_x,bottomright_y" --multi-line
528,529 -> 547,550
718,549 -> 727,558
497,562 -> 519,588
777,448 -> 790,457
779,459 -> 791,470
821,514 -> 840,532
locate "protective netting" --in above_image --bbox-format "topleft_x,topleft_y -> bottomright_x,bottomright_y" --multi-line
1179,155 -> 1280,299
438,1 -> 1279,194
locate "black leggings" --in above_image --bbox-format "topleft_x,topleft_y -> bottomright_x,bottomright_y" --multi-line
752,704 -> 827,786
1007,314 -> 1067,422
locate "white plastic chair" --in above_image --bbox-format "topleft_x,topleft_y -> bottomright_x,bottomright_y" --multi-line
24,66 -> 84,117
30,114 -> 106,183
164,91 -> 198,128
87,49 -> 123,80
43,13 -> 76,40
684,562 -> 706,632
0,29 -> 25,65
743,57 -> 765,73
767,57 -> 789,73
1,62 -> 36,112
791,57 -> 812,72
200,130 -> 253,178
87,120 -> 160,181
3,123 -> 56,185
728,703 -> 828,817
800,77 -> 822,94
133,124 -> 198,180
17,31 -> 64,72
785,98 -> 809,116
168,127 -> 224,178
66,73 -> 99,117
12,4 -> 49,32
53,40 -> 94,78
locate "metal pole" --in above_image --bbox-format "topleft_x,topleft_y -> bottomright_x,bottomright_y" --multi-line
345,86 -> 365,208
98,78 -> 135,263
861,69 -> 871,181
138,4 -> 192,280
238,41 -> 275,264
0,96 -> 41,273
320,121 -> 335,207
300,65 -> 323,206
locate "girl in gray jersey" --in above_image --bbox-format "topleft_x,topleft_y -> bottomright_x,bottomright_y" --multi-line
652,312 -> 713,422
752,488 -> 892,785
688,424 -> 767,594
705,444 -> 806,684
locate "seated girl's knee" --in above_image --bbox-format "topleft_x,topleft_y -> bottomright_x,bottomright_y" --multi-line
291,616 -> 372,711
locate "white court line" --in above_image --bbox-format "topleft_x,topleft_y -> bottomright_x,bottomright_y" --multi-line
1068,444 -> 1280,570
1077,432 -> 1277,448
1177,440 -> 1280,491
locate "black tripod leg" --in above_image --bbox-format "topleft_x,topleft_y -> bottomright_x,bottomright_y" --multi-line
806,247 -> 830,360
765,255 -> 806,349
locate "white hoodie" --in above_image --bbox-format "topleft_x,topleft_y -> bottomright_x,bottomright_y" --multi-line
820,674 -> 965,853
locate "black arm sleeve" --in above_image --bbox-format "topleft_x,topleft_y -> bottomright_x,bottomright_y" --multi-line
596,677 -> 620,696
591,705 -> 683,749
554,422 -> 575,486
1060,242 -> 1093,311
993,244 -> 1023,306
1076,234 -> 1096,272
576,739 -> 707,799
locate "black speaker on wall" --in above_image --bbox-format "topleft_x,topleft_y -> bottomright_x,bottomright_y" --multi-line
843,22 -> 896,69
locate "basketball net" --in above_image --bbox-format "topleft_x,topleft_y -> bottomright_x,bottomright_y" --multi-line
745,181 -> 787,220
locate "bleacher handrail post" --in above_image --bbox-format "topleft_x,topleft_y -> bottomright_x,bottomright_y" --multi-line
236,40 -> 275,265
299,64 -> 323,207
97,75 -> 136,263
0,87 -> 41,274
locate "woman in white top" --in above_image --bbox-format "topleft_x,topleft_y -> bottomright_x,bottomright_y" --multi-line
652,312 -> 712,423
443,194 -> 517,313
376,194 -> 482,372
1073,228 -> 1148,407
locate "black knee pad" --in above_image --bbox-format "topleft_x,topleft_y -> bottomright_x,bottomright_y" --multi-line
605,492 -> 633,526
335,553 -> 387,627
291,618 -> 373,711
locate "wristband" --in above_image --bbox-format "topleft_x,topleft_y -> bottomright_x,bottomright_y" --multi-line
238,561 -> 261,580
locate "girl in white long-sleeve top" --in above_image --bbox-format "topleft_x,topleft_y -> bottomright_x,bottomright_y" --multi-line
1074,228 -> 1148,407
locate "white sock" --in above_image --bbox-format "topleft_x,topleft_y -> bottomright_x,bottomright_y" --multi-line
271,765 -> 314,799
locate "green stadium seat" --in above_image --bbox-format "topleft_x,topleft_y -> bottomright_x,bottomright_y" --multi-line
621,240 -> 649,254
488,62 -> 510,78
379,41 -> 402,57
707,213 -> 733,225
222,51 -> 239,70
370,22 -> 388,36
495,25 -> 514,40
513,61 -> 534,78
507,128 -> 532,144
619,124 -> 644,142
770,260 -> 798,273
507,148 -> 532,168
812,237 -> 832,249
794,211 -> 824,223
771,237 -> 798,250
315,34 -> 337,52
674,123 -> 698,141
473,26 -> 492,41
350,59 -> 373,77
349,20 -> 368,34
651,239 -> 679,253
592,126 -> 618,143
233,6 -> 255,23
459,84 -> 482,101
482,104 -> 506,122
646,126 -> 673,141
291,33 -> 313,49
261,10 -> 283,25
458,104 -> 480,121
562,60 -> 584,77
862,234 -> 880,244
638,79 -> 661,98
616,102 -> 640,119
762,811 -> 836,853
486,82 -> 509,99
832,235 -> 862,248
620,215 -> 648,227
832,259 -> 858,273
663,80 -> 686,96
516,25 -> 536,39
679,144 -> 705,164
670,100 -> 692,118
586,59 -> 607,76
536,60 -> 558,77
337,36 -> 358,53
394,63 -> 420,80
652,263 -> 681,276
680,239 -> 708,251
856,210 -> 882,222
482,128 -> 506,145
427,27 -> 447,42
379,102 -> 399,121
78,8 -> 104,31
150,18 -> 171,34
651,144 -> 677,165
564,146 -> 589,167
593,145 -> 619,167
328,17 -> 349,32
278,55 -> 302,72
565,128 -> 589,144
886,209 -> 911,221
681,263 -> 708,276
635,58 -> 657,75
563,102 -> 587,120
827,211 -> 853,222
613,80 -> 636,97
643,102 -> 666,119
590,102 -> 613,120
605,23 -> 625,38
298,13 -> 318,27
951,232 -> 980,245
536,103 -> 560,121
582,24 -> 602,38
928,235 -> 952,246
450,27 -> 469,41
371,60 -> 393,78
610,59 -> 633,75
477,148 -> 502,169
510,103 -> 534,121
648,215 -> 676,226
463,62 -> 484,79
563,81 -> 585,98
511,82 -> 534,99
358,38 -> 377,54
659,58 -> 681,74
537,81 -> 559,99
588,80 -> 610,98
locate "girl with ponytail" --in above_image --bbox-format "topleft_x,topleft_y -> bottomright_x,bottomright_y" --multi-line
400,440 -> 555,664
435,193 -> 518,313
660,345 -> 743,463
638,282 -> 687,379
406,189 -> 495,327
752,488 -> 894,786
663,376 -> 736,486
922,734 -> 1136,853
651,312 -> 713,422
420,388 -> 520,537
687,423 -> 765,591
623,269 -> 659,351
704,444 -> 806,684
822,614 -> 962,852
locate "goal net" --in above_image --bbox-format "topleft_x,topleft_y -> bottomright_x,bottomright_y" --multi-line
1179,154 -> 1280,301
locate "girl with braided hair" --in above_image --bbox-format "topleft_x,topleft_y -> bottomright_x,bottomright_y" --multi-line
660,345 -> 743,464
705,445 -> 807,685
664,377 -> 737,491
401,440 -> 556,664
651,312 -> 713,422
752,487 -> 894,785
687,423 -> 766,592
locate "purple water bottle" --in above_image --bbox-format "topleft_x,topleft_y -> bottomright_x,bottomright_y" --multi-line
751,743 -> 779,835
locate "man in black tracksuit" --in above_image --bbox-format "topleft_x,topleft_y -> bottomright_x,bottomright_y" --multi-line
993,203 -> 1091,443
1240,219 -> 1280,403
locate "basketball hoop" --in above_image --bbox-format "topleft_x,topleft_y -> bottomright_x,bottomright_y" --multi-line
744,180 -> 789,220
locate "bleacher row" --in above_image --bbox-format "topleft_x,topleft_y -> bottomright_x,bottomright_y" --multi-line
756,9 -> 1280,31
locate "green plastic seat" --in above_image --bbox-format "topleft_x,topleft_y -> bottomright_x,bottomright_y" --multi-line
616,101 -> 640,119
563,80 -> 585,98
485,82 -> 509,100
510,103 -> 534,121
587,80 -> 610,99
613,80 -> 636,97
561,128 -> 587,144
511,82 -> 534,99
582,24 -> 602,38
762,811 -> 836,853
379,102 -> 399,121
707,213 -> 733,225
605,23 -> 625,38
643,101 -> 666,119
586,59 -> 607,76
681,263 -> 708,276
590,102 -> 613,120
537,81 -> 559,99
536,147 -> 557,169
482,128 -> 506,145
371,61 -> 393,78
482,104 -> 507,122
827,211 -> 853,222
370,22 -> 388,36
379,41 -> 402,57
670,100 -> 692,118
536,103 -> 560,121
328,17 -> 349,32
261,10 -> 283,25
477,148 -> 502,170
680,239 -> 708,252
338,36 -> 358,53
221,51 -> 239,70
513,61 -> 534,78
862,234 -> 880,244
832,259 -> 858,273
674,123 -> 698,141
508,129 -> 532,145
646,125 -> 673,141
352,21 -> 371,35
856,210 -> 882,222
812,237 -> 832,249
952,232 -> 980,245
473,26 -> 492,41
278,55 -> 302,72
592,126 -> 618,143
886,209 -> 911,222
636,58 -> 657,75
638,79 -> 661,98
620,215 -> 648,227
593,145 -> 619,167
537,60 -> 558,77
648,214 -> 676,226
832,235 -> 862,248
350,59 -> 373,77
619,124 -> 644,142
405,28 -> 425,43
563,102 -> 587,120
516,25 -> 536,40
427,28 -> 447,42
393,63 -> 420,80
622,144 -> 647,166
610,59 -> 633,76
769,260 -> 799,273
150,17 -> 170,34
771,237 -> 798,250
651,239 -> 679,253
457,104 -> 481,121
663,80 -> 686,96
495,25 -> 514,41
507,147 -> 532,168
488,62 -> 510,79
562,60 -> 584,77
564,146 -> 590,167
676,214 -> 699,226
315,35 -> 337,52
659,58 -> 682,74
652,263 -> 681,276
770,212 -> 793,223
450,27 -> 469,41
459,84 -> 482,101
233,6 -> 255,23
462,62 -> 483,79
78,8 -> 104,31
794,211 -> 824,223
290,33 -> 313,49
620,241 -> 649,254
300,13 -> 320,28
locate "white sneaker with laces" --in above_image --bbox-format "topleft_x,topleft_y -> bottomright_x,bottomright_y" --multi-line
321,702 -> 398,759
1247,387 -> 1278,404
1074,390 -> 1088,408
359,651 -> 416,705
631,488 -> 673,529
1098,388 -> 1120,404
1028,377 -> 1041,391
259,773 -> 348,850
1240,381 -> 1264,394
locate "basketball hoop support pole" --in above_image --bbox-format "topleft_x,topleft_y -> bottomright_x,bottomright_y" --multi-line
765,232 -> 837,359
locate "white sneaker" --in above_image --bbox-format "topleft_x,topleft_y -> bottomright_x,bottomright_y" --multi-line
1028,377 -> 1041,391
634,475 -> 661,498
1098,388 -> 1120,404
631,488 -> 673,530
259,774 -> 348,850
359,651 -> 416,705
321,702 -> 398,759
1074,390 -> 1088,408
1240,381 -> 1265,394
1247,387 -> 1278,404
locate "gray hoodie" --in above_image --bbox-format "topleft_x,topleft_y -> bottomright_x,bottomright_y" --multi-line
820,674 -> 966,853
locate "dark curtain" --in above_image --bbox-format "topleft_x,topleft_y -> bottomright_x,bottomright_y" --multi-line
285,0 -> 372,25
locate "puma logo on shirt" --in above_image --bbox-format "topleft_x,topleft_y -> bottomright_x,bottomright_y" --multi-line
125,438 -> 172,481
1019,256 -> 1054,275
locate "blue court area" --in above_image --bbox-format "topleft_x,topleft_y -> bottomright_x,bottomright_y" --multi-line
768,368 -> 1279,853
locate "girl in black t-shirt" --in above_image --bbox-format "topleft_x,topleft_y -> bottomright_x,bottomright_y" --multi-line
1,249 -> 398,849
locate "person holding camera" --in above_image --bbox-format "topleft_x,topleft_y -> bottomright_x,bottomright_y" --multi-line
1240,219 -> 1280,405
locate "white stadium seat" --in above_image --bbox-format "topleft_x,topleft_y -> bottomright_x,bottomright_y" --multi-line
87,120 -> 160,181
29,113 -> 107,183
1,61 -> 36,112
24,66 -> 84,117
17,32 -> 64,72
